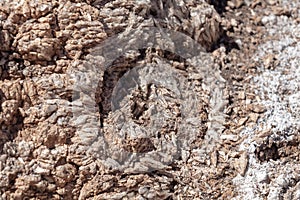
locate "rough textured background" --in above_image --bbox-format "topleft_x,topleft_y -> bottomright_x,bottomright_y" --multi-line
0,0 -> 299,199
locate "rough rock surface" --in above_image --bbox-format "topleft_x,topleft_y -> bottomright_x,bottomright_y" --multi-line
0,0 -> 299,199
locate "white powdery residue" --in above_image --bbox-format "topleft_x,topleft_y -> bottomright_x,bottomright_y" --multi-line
232,149 -> 273,200
252,24 -> 300,135
254,70 -> 298,134
267,164 -> 300,200
233,123 -> 275,200
281,0 -> 300,20
261,45 -> 299,139
233,7 -> 300,199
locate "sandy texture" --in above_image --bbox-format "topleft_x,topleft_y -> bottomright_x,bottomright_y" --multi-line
0,0 -> 299,199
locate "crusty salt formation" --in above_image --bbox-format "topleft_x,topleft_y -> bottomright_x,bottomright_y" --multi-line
0,0 -> 227,199
2,0 -> 299,199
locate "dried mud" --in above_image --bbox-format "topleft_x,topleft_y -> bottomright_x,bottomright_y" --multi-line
0,0 -> 299,199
